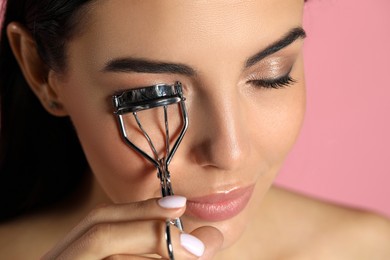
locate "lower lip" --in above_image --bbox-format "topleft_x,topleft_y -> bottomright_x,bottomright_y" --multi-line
185,185 -> 255,222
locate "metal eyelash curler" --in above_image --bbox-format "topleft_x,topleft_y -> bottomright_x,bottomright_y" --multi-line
112,81 -> 188,260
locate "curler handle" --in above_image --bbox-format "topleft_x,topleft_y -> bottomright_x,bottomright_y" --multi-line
158,165 -> 184,231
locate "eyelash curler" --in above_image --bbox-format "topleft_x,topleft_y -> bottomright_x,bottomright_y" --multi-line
112,81 -> 188,260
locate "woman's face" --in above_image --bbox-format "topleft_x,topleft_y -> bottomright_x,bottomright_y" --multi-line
53,0 -> 305,249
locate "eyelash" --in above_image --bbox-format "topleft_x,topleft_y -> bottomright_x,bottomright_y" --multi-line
247,73 -> 296,89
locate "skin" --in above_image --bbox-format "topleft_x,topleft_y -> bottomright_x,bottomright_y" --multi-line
2,0 -> 390,259
57,0 -> 305,249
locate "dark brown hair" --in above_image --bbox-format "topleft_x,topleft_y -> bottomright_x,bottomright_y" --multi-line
0,0 -> 94,221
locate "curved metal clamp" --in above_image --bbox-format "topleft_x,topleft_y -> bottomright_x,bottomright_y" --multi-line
112,81 -> 188,259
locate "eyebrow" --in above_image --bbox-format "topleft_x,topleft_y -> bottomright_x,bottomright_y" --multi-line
102,58 -> 196,76
102,27 -> 306,76
245,27 -> 306,68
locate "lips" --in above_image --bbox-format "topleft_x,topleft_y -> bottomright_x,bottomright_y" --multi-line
185,185 -> 255,222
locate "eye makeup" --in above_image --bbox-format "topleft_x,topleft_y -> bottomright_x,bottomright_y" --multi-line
244,53 -> 298,90
247,72 -> 295,89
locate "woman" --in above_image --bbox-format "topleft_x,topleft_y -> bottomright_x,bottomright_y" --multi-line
0,0 -> 389,259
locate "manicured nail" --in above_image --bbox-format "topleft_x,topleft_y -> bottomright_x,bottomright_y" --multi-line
158,195 -> 187,209
180,233 -> 205,257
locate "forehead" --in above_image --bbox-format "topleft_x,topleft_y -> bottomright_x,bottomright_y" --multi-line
70,0 -> 304,70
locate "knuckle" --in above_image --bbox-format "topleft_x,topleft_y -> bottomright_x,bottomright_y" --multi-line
104,255 -> 124,260
82,223 -> 112,253
84,204 -> 112,224
131,199 -> 151,214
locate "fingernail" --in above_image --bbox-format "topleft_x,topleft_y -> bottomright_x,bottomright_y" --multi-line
158,195 -> 187,209
180,233 -> 205,257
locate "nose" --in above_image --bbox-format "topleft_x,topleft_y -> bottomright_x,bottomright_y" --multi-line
187,84 -> 250,171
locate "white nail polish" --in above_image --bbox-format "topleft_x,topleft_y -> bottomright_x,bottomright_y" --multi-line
180,233 -> 205,257
158,196 -> 187,209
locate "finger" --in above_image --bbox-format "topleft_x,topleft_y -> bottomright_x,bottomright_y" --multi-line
104,255 -> 167,260
82,196 -> 187,224
42,196 -> 186,259
57,220 -> 202,260
191,226 -> 224,260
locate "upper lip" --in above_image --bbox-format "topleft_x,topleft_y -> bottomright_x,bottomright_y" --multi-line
186,184 -> 255,203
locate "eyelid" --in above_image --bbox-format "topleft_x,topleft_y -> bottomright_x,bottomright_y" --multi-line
246,67 -> 296,89
250,74 -> 295,89
247,64 -> 292,81
111,81 -> 176,96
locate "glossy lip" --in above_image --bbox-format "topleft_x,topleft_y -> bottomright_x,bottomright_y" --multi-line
185,185 -> 255,222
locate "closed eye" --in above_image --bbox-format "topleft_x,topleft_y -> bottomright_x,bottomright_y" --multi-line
247,73 -> 296,89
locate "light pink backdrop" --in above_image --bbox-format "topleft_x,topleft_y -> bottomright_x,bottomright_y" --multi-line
275,0 -> 390,217
1,1 -> 389,216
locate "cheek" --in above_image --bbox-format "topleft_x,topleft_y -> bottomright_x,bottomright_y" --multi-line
248,75 -> 306,168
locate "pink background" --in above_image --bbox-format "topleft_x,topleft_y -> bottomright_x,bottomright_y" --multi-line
275,0 -> 390,217
1,1 -> 389,216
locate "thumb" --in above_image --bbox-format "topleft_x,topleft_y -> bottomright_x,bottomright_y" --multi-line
190,226 -> 224,260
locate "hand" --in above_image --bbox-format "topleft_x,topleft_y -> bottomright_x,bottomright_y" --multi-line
41,196 -> 223,260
